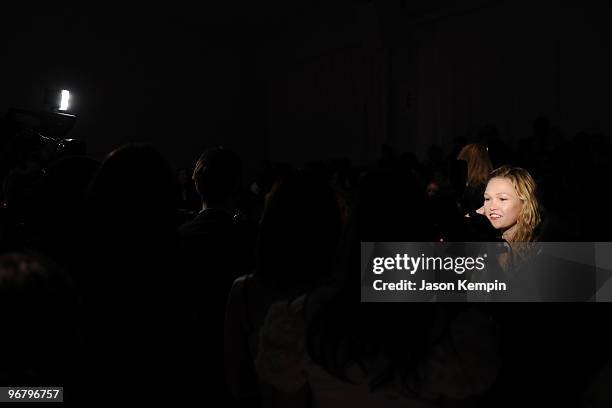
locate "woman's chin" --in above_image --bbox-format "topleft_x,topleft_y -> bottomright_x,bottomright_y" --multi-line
488,219 -> 504,229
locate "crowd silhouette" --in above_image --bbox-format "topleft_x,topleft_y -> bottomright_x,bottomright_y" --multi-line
1,115 -> 612,406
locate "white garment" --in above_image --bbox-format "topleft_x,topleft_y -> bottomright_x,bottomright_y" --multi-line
255,296 -> 499,408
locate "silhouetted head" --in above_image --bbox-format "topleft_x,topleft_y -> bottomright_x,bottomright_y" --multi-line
256,170 -> 341,293
426,180 -> 441,199
427,144 -> 444,164
484,166 -> 541,242
457,143 -> 493,188
358,168 -> 431,242
192,147 -> 242,207
90,144 -> 177,221
533,116 -> 550,134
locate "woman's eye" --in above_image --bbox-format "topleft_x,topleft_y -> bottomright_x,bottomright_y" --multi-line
484,198 -> 490,201
500,198 -> 507,201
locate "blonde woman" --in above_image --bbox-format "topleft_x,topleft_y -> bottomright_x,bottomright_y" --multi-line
473,166 -> 543,299
478,166 -> 541,243
457,143 -> 493,215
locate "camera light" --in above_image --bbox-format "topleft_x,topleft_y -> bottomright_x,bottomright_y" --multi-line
59,90 -> 70,111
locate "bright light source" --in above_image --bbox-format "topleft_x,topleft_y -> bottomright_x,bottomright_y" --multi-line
59,89 -> 70,111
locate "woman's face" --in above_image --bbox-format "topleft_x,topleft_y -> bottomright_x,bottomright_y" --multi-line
483,177 -> 523,231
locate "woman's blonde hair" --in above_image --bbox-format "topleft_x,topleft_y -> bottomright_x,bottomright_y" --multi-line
488,166 -> 541,242
457,143 -> 493,188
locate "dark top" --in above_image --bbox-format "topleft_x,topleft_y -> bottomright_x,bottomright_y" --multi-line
179,208 -> 257,295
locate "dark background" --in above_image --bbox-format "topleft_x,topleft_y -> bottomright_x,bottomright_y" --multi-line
2,1 -> 610,173
1,3 -> 612,405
